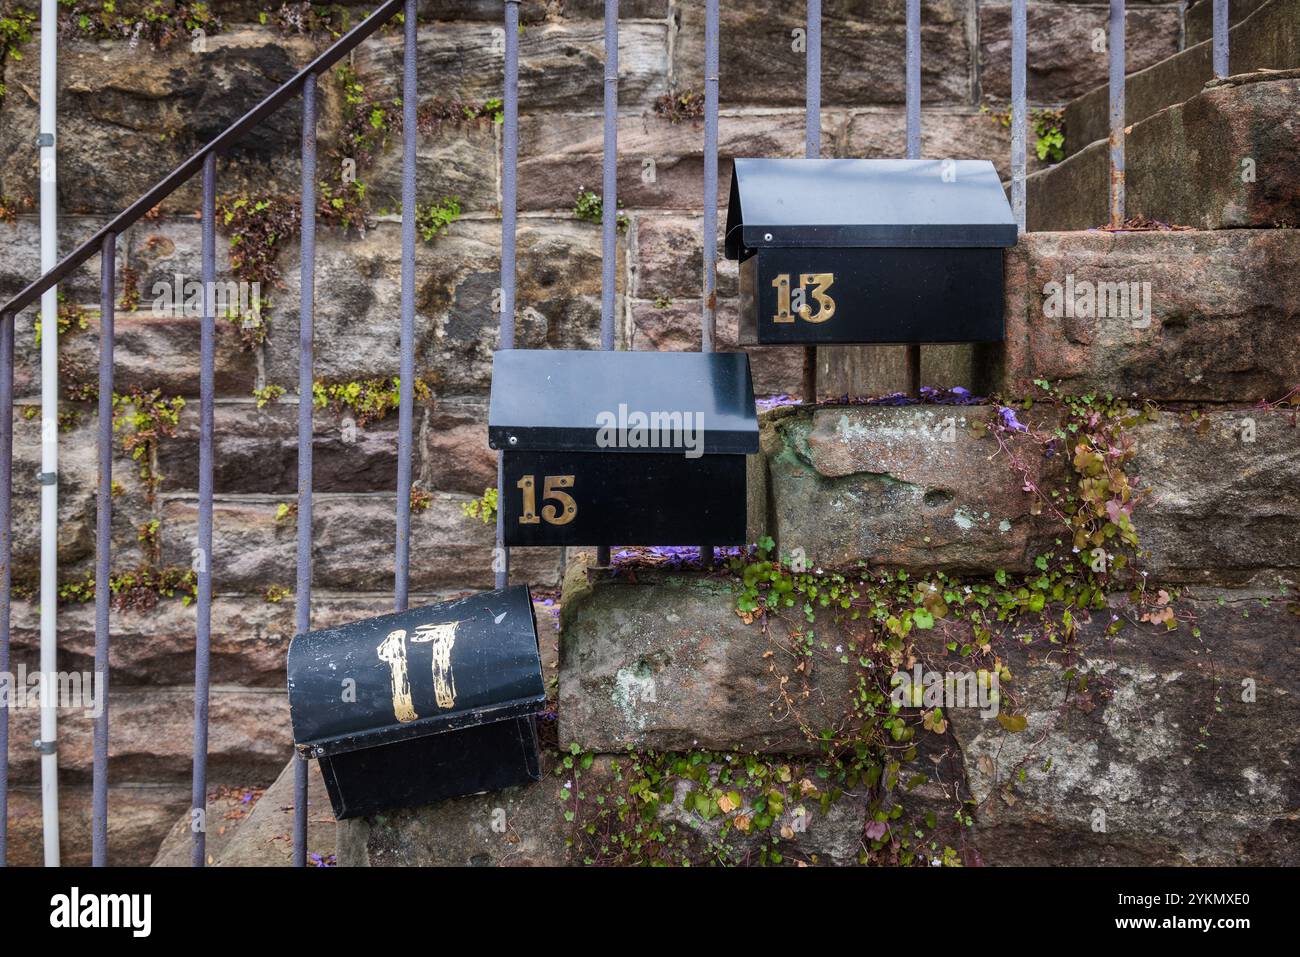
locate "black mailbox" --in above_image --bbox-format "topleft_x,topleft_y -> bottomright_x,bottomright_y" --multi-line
287,585 -> 544,819
725,158 -> 1017,345
488,349 -> 758,547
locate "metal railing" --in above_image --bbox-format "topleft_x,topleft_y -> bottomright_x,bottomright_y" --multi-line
0,0 -> 1226,867
0,0 -> 409,869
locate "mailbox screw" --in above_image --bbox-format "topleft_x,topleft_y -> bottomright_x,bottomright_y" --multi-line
508,435 -> 517,445
764,232 -> 773,242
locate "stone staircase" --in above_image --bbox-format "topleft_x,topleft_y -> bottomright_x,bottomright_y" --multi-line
329,14 -> 1300,867
1062,0 -> 1298,158
1030,0 -> 1299,231
6,4 -> 1296,868
151,758 -> 336,867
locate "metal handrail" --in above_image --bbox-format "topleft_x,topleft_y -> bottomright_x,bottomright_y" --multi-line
0,0 -> 405,320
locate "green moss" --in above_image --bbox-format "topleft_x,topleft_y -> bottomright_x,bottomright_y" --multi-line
573,188 -> 629,233
460,486 -> 496,525
414,196 -> 460,243
312,375 -> 431,428
59,565 -> 197,610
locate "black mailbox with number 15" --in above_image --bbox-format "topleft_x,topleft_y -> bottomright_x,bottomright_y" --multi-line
726,158 -> 1017,345
488,349 -> 758,547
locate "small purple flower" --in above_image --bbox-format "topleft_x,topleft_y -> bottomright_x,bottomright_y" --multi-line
998,406 -> 1029,433
756,394 -> 802,412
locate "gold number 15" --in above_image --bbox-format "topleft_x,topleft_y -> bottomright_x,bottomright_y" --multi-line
517,474 -> 577,525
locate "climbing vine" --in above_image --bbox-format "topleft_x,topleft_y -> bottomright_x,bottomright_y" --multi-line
460,486 -> 497,525
57,1 -> 223,47
414,196 -> 461,242
981,104 -> 1066,163
0,3 -> 32,103
653,87 -> 705,123
573,187 -> 629,233
57,565 -> 197,610
558,385 -> 1176,865
112,386 -> 186,487
312,375 -> 431,427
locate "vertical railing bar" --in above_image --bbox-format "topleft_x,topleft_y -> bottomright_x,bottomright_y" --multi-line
699,0 -> 720,569
497,0 -> 520,591
1010,0 -> 1027,233
904,0 -> 922,395
395,0 -> 418,611
701,0 -> 719,356
905,0 -> 921,160
1108,0 -> 1126,225
805,0 -> 821,158
1212,0 -> 1229,78
191,150 -> 217,868
596,0 -> 618,569
801,0 -> 821,405
599,0 -> 618,349
292,72 -> 317,869
0,313 -> 12,868
92,233 -> 115,867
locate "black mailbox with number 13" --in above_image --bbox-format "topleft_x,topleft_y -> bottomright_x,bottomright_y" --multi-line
726,158 -> 1018,345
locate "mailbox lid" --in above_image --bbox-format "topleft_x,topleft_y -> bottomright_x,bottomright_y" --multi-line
287,585 -> 543,758
488,349 -> 758,454
725,158 -> 1018,258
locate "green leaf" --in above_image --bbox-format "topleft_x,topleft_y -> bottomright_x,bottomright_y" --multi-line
997,713 -> 1028,733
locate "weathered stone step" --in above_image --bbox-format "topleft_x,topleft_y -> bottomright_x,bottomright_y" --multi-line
3,686 -> 290,786
1186,0 -> 1270,45
752,402 -> 1299,585
1030,72 -> 1299,231
631,224 -> 1300,404
153,758 -> 337,866
345,569 -> 1299,866
984,228 -> 1300,403
150,784 -> 266,868
1062,0 -> 1299,158
7,783 -> 188,867
339,749 -> 886,867
6,592 -> 434,687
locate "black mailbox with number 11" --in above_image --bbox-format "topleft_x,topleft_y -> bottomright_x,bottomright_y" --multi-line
488,349 -> 758,547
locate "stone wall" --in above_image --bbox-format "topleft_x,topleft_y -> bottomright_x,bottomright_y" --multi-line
0,1 -> 1197,864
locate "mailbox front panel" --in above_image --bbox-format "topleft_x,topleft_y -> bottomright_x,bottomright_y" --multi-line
739,247 -> 1005,345
319,717 -> 541,819
502,450 -> 747,547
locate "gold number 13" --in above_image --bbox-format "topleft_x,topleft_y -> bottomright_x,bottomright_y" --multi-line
772,272 -> 836,324
518,474 -> 577,525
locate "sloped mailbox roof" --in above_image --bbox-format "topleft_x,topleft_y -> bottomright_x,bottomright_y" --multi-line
725,158 -> 1018,258
488,349 -> 758,454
